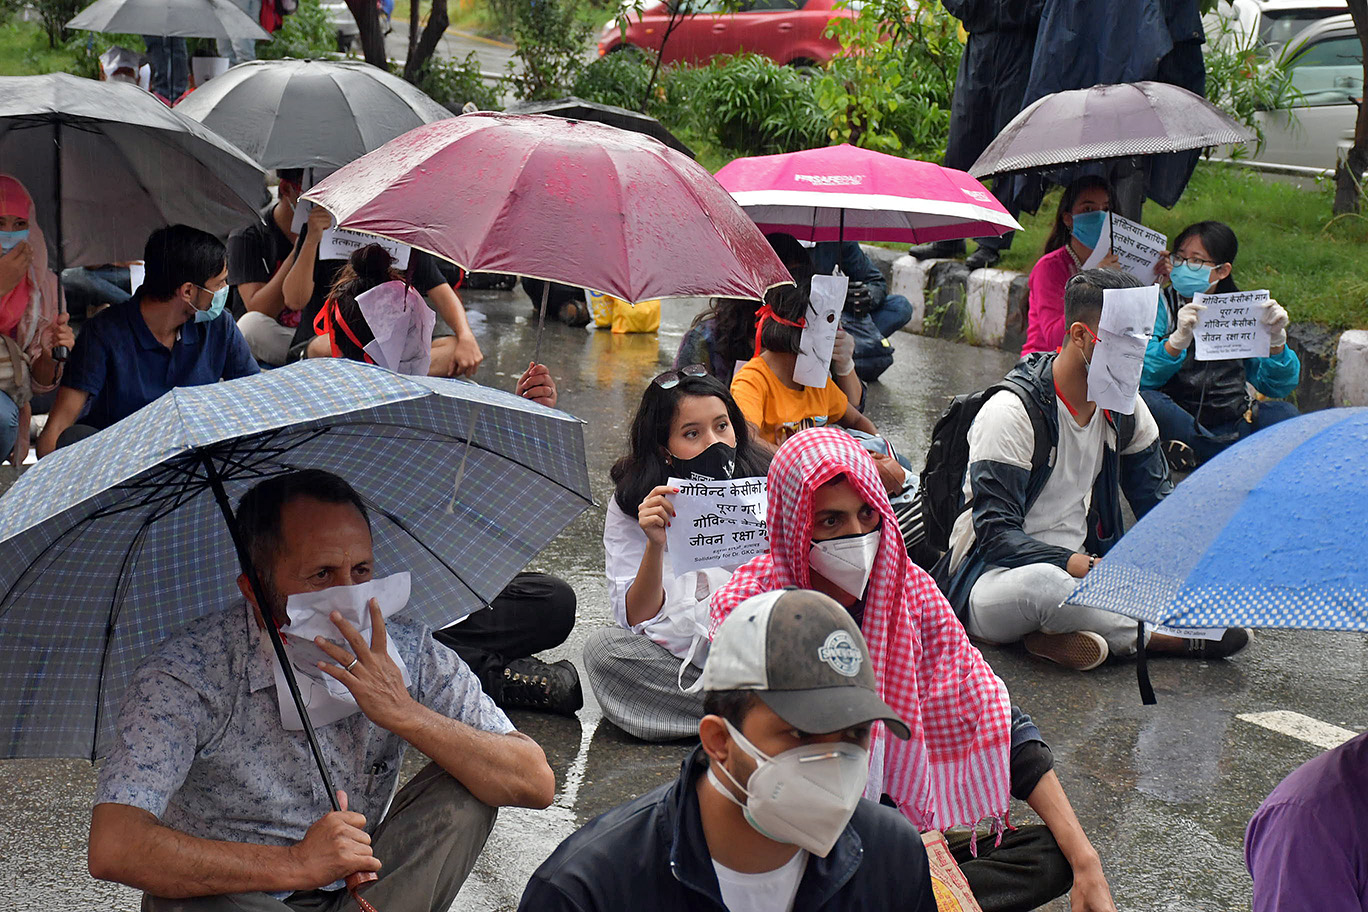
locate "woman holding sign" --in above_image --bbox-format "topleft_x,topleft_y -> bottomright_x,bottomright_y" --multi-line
1140,221 -> 1300,468
584,367 -> 772,741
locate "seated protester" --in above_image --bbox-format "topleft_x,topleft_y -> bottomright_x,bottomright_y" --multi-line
271,201 -> 482,377
1245,728 -> 1368,912
87,469 -> 555,910
675,296 -> 762,381
730,284 -> 873,454
1023,175 -> 1119,355
37,225 -> 258,456
321,244 -> 581,715
937,268 -> 1251,670
0,175 -> 74,465
229,168 -> 308,365
809,239 -> 913,339
583,366 -> 771,741
710,428 -> 1111,912
1141,221 -> 1299,469
522,588 -> 939,912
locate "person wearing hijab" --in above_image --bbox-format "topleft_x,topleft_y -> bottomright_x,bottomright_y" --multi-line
710,428 -> 1117,912
0,175 -> 74,465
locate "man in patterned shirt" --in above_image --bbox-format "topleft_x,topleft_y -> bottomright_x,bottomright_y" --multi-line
88,469 -> 555,910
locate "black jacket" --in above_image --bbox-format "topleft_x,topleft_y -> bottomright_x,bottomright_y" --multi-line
935,352 -> 1172,616
518,748 -> 937,912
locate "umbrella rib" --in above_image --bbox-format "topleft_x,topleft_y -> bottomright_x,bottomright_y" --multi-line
362,499 -> 487,606
89,518 -> 155,762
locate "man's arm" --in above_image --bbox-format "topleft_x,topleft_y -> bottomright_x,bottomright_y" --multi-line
89,799 -> 379,898
283,210 -> 331,313
426,283 -> 483,378
37,386 -> 90,457
1024,771 -> 1116,912
317,603 -> 555,809
240,247 -> 299,319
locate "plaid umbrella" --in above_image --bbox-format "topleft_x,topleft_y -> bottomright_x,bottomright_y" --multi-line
0,358 -> 591,763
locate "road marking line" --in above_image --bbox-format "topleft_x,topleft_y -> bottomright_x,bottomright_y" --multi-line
442,27 -> 515,49
1237,710 -> 1358,751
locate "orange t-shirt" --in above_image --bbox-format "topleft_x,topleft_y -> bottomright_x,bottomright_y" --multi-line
730,356 -> 849,446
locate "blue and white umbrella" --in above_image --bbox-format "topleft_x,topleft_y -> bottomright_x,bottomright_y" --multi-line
1072,408 -> 1368,633
0,359 -> 592,764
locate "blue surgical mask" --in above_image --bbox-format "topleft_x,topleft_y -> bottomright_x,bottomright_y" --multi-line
1170,263 -> 1213,298
1069,210 -> 1107,249
0,229 -> 29,252
194,285 -> 229,323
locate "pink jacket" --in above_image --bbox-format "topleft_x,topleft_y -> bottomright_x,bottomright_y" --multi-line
1023,245 -> 1076,355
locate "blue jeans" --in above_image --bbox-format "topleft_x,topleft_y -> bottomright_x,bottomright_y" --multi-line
870,293 -> 912,338
143,36 -> 189,99
0,389 -> 17,461
1141,388 -> 1299,465
216,0 -> 262,64
61,266 -> 132,311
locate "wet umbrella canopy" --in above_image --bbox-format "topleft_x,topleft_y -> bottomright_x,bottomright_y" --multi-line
0,73 -> 265,269
175,58 -> 454,171
67,0 -> 271,41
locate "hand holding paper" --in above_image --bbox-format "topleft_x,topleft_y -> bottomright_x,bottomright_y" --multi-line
1192,290 -> 1271,361
831,328 -> 855,377
1081,213 -> 1169,284
1262,300 -> 1289,350
1168,302 -> 1205,351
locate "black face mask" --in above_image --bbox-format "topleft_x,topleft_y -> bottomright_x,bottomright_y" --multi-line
667,441 -> 736,481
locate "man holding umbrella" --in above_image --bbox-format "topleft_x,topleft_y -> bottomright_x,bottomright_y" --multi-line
88,468 -> 555,910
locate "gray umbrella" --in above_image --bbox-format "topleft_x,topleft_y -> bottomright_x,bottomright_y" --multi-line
67,0 -> 271,41
505,96 -> 695,158
0,73 -> 266,270
969,81 -> 1255,179
174,58 -> 452,171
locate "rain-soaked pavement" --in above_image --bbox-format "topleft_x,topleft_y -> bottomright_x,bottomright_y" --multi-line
2,286 -> 1365,910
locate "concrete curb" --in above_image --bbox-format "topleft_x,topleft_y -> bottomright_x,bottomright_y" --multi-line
861,243 -> 1367,411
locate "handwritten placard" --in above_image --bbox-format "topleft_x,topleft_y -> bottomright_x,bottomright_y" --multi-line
665,476 -> 769,574
1193,290 -> 1270,360
1083,212 -> 1169,284
318,227 -> 411,269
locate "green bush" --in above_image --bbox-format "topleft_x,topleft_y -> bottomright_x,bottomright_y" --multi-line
1203,13 -> 1300,152
691,54 -> 825,155
257,0 -> 340,60
507,0 -> 594,101
572,46 -> 654,111
414,51 -> 503,112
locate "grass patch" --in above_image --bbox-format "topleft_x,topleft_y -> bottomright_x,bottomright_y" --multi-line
0,20 -> 84,76
987,163 -> 1368,330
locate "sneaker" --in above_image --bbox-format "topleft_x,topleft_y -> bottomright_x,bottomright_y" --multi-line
1185,628 -> 1252,660
964,247 -> 1002,271
1023,631 -> 1109,671
907,239 -> 966,260
1162,439 -> 1198,473
501,657 -> 583,716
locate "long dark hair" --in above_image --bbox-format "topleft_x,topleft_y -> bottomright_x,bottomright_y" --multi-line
1173,221 -> 1239,294
610,371 -> 770,515
1043,175 -> 1117,255
326,244 -> 403,360
689,297 -> 763,368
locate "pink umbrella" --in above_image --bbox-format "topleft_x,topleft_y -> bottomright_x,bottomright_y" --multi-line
714,144 -> 1020,245
303,113 -> 791,334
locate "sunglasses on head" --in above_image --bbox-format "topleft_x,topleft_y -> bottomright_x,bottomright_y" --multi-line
652,364 -> 708,389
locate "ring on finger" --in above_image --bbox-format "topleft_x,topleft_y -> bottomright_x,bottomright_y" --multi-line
345,657 -> 360,672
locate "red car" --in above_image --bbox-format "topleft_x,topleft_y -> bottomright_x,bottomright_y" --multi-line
597,0 -> 854,67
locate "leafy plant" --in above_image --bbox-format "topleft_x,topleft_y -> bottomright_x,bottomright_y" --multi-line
507,0 -> 595,101
1202,12 -> 1300,151
691,54 -> 825,154
414,50 -> 503,111
29,0 -> 84,47
258,0 -> 341,59
573,45 -> 655,110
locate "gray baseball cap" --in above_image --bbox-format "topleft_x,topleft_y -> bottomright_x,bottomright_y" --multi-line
703,588 -> 911,740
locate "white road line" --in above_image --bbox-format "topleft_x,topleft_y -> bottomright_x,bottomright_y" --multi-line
1237,710 -> 1359,751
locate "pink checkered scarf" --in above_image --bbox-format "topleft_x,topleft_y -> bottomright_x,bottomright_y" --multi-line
710,427 -> 1012,831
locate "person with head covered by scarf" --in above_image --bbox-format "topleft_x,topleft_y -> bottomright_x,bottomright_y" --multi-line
710,427 -> 1117,912
0,175 -> 74,465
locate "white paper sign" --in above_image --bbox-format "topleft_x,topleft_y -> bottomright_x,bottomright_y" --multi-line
356,280 -> 435,376
1082,212 -> 1169,284
290,167 -> 337,235
318,227 -> 411,269
1145,622 -> 1227,642
665,476 -> 769,574
793,273 -> 847,388
1087,285 -> 1160,415
1192,290 -> 1271,361
127,262 -> 145,294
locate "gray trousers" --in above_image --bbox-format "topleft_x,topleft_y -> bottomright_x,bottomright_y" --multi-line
966,563 -> 1139,656
583,626 -> 703,742
142,762 -> 497,912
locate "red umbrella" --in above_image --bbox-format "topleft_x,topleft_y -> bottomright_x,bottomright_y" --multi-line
303,113 -> 792,347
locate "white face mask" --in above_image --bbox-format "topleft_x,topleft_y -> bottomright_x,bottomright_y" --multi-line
269,573 -> 413,731
809,527 -> 882,600
707,719 -> 869,857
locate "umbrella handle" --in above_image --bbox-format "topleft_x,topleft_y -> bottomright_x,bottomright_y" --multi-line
54,288 -> 68,363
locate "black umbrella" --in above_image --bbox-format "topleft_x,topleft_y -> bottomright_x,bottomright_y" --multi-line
67,0 -> 271,41
505,96 -> 694,158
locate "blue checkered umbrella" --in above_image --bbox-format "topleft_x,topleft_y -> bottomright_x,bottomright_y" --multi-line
0,358 -> 592,764
1072,408 -> 1368,634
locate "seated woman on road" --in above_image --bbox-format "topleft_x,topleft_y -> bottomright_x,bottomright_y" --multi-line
710,428 -> 1117,912
0,175 -> 73,465
674,296 -> 762,381
321,244 -> 582,715
1023,175 -> 1119,355
583,366 -> 770,741
1141,220 -> 1299,469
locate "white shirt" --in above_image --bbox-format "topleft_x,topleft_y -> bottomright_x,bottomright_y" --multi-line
603,497 -> 731,663
713,850 -> 808,912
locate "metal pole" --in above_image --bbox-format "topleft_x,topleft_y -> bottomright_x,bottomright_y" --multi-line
532,280 -> 550,368
53,119 -> 67,362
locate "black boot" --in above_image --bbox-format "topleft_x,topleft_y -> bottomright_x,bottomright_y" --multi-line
964,246 -> 1002,270
907,239 -> 965,260
500,657 -> 584,716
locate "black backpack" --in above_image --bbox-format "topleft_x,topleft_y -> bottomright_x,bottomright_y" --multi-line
906,378 -> 1052,554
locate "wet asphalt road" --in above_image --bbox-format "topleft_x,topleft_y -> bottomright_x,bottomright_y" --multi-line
1,286 -> 1365,910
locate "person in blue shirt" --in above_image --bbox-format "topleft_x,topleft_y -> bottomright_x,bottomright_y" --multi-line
37,225 -> 259,456
1140,221 -> 1299,468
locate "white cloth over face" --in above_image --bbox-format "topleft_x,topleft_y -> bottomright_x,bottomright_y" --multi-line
272,572 -> 414,730
356,280 -> 435,376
